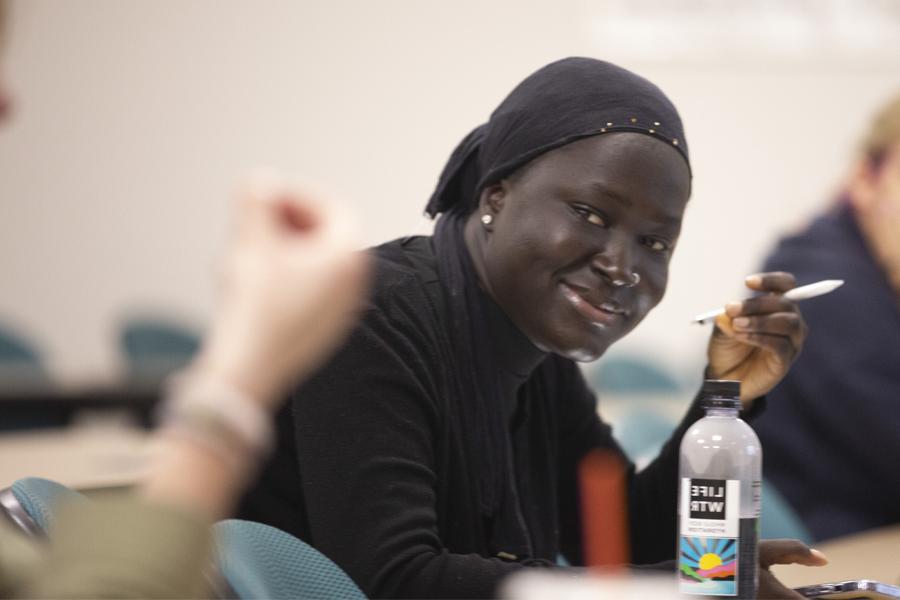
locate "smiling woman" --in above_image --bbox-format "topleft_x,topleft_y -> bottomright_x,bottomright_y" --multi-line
239,57 -> 813,599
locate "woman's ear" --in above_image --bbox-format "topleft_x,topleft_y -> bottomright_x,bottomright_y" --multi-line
477,182 -> 508,230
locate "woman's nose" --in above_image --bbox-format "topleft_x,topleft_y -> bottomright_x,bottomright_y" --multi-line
589,241 -> 639,288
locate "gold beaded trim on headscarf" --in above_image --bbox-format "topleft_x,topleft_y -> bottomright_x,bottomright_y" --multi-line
597,116 -> 680,148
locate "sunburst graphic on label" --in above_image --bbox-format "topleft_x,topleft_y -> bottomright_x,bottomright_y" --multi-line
679,536 -> 737,582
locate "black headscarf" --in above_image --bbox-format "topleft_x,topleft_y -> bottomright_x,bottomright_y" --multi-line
425,57 -> 691,523
426,57 -> 690,218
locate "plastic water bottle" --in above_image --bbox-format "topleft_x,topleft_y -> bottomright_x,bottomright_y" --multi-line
677,380 -> 761,599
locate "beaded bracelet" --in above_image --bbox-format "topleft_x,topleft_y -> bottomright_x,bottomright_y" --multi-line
156,371 -> 274,470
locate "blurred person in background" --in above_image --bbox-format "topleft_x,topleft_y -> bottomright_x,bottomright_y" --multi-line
0,1 -> 369,596
754,93 -> 900,542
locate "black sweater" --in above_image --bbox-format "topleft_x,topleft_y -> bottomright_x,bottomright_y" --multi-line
239,236 -> 707,598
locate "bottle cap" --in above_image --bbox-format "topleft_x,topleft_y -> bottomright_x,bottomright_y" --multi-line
701,379 -> 741,409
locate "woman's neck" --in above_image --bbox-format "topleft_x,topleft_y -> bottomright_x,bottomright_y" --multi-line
462,211 -> 546,382
480,286 -> 547,381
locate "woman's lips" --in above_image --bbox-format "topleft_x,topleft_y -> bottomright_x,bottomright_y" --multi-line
559,282 -> 624,327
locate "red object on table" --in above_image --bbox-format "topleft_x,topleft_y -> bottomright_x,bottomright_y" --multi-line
579,449 -> 630,569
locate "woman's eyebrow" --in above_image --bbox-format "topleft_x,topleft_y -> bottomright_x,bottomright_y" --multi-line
651,216 -> 681,229
578,181 -> 682,227
639,210 -> 683,230
585,181 -> 632,207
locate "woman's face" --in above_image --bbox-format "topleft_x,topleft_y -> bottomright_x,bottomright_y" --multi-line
472,132 -> 691,361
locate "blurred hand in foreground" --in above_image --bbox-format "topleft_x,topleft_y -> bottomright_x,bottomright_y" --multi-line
198,170 -> 369,406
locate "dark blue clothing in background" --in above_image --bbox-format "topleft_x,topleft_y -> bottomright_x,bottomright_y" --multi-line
754,201 -> 900,541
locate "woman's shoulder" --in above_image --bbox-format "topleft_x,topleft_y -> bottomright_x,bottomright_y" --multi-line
367,236 -> 435,294
341,236 -> 446,359
294,236 -> 447,416
362,236 -> 442,320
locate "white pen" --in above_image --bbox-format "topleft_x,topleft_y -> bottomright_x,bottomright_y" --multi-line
692,279 -> 845,325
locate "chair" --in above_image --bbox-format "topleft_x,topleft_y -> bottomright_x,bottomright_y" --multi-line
0,325 -> 43,367
0,323 -> 60,432
0,324 -> 51,412
614,410 -> 676,466
761,479 -> 814,545
212,519 -> 366,600
119,317 -> 201,385
0,477 -> 89,536
588,352 -> 683,395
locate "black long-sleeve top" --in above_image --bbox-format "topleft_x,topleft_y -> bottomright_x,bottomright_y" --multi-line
239,236 -> 708,598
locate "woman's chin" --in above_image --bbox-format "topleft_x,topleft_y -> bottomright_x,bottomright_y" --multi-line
558,346 -> 606,363
535,333 -> 613,363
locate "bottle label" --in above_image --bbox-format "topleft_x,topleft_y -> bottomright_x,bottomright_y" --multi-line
679,478 -> 741,596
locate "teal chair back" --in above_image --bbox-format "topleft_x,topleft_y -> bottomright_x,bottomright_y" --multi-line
615,410 -> 676,464
0,325 -> 42,366
213,519 -> 366,600
761,479 -> 813,544
589,353 -> 682,395
120,318 -> 200,385
0,477 -> 88,535
0,324 -> 54,400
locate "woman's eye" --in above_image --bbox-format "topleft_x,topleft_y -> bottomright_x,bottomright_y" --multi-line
645,238 -> 670,252
574,206 -> 606,227
586,212 -> 605,226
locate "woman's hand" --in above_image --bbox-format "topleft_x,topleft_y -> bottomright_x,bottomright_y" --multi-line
757,539 -> 828,599
706,272 -> 807,405
198,170 -> 370,406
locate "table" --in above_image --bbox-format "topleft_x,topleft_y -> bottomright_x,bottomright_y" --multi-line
0,421 -> 150,491
773,525 -> 900,588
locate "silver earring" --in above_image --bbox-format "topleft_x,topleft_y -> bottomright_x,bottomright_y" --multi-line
629,272 -> 641,286
481,214 -> 493,226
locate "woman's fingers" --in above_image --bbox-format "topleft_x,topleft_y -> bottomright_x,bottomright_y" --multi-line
730,312 -> 801,336
236,168 -> 292,240
237,169 -> 349,242
759,539 -> 829,568
731,332 -> 798,362
758,569 -> 806,599
276,196 -> 320,233
745,271 -> 797,294
719,278 -> 807,355
727,294 -> 795,318
756,540 -> 829,599
716,310 -> 805,356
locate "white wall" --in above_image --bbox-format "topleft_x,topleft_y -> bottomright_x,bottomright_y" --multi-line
1,0 -> 899,386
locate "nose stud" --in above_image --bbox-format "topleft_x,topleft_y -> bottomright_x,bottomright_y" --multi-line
612,272 -> 640,287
